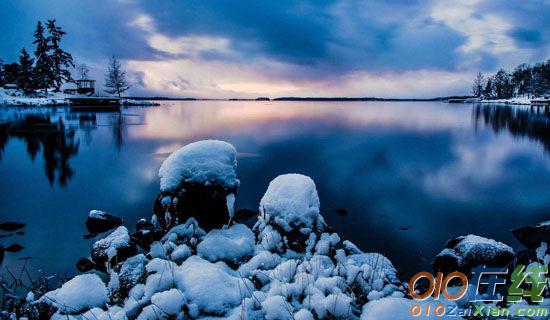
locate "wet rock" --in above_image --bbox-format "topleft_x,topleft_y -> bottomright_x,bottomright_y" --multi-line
76,257 -> 96,272
0,222 -> 26,232
135,218 -> 154,231
433,235 -> 515,274
153,140 -> 239,231
333,208 -> 349,216
91,226 -> 137,267
4,244 -> 24,252
512,220 -> 550,249
86,210 -> 123,234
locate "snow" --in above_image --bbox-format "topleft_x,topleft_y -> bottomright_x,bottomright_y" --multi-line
92,226 -> 131,260
0,89 -> 70,106
261,295 -> 293,320
177,256 -> 253,314
89,210 -> 107,219
39,274 -> 108,314
158,140 -> 239,192
480,96 -> 533,106
259,174 -> 324,232
454,234 -> 514,262
197,223 -> 255,263
361,297 -> 458,320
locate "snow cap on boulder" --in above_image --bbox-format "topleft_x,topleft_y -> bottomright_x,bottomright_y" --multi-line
260,174 -> 324,232
158,140 -> 239,192
433,234 -> 515,274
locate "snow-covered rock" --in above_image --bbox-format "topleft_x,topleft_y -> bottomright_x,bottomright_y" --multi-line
158,140 -> 238,192
197,223 -> 255,263
260,174 -> 324,233
433,234 -> 515,274
86,210 -> 123,234
153,140 -> 240,230
39,274 -> 108,314
361,297 -> 457,320
177,256 -> 253,314
91,226 -> 136,267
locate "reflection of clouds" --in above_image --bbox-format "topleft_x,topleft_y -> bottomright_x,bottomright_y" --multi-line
130,101 -> 471,143
422,132 -> 548,202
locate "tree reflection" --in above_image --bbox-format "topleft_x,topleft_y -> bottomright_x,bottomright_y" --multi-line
0,114 -> 80,186
473,104 -> 550,152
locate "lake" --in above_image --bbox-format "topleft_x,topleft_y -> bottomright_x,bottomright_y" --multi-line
0,101 -> 549,279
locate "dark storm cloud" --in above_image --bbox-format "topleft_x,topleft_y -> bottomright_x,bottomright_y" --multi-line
0,0 -> 548,89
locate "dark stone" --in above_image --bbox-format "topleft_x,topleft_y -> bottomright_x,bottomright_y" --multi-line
512,221 -> 550,249
0,222 -> 26,232
135,218 -> 154,231
76,257 -> 96,272
4,244 -> 23,252
153,182 -> 236,231
333,209 -> 348,216
86,210 -> 123,234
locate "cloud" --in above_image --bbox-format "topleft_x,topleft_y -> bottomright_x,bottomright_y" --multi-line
0,0 -> 548,97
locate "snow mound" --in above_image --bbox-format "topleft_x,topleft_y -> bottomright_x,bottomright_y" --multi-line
260,174 -> 323,232
197,223 -> 255,263
40,274 -> 108,314
158,140 -> 239,192
92,226 -> 133,262
361,297 -> 457,320
177,256 -> 253,314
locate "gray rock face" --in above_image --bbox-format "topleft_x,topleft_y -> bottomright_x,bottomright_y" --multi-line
433,235 -> 515,274
512,220 -> 550,249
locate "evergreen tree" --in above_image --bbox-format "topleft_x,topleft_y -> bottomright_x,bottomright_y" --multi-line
46,19 -> 74,92
17,48 -> 35,95
104,55 -> 130,97
471,72 -> 484,97
483,78 -> 493,99
511,64 -> 532,96
33,21 -> 51,94
2,63 -> 20,84
0,59 -> 4,86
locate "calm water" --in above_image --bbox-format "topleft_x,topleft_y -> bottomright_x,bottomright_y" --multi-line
0,101 -> 549,278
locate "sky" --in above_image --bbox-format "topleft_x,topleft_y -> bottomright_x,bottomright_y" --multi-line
0,0 -> 549,98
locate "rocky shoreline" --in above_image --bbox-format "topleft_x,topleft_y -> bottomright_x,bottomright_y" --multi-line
3,140 -> 548,319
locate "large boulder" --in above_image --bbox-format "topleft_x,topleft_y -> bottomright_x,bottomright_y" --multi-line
153,140 -> 239,231
512,220 -> 550,249
432,235 -> 515,274
256,174 -> 326,252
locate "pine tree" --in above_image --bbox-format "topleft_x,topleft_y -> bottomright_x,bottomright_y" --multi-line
0,59 -> 4,86
483,79 -> 493,99
33,21 -> 51,94
17,48 -> 35,95
104,55 -> 130,97
471,72 -> 484,97
46,19 -> 74,92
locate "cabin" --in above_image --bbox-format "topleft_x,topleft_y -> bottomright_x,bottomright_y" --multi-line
75,79 -> 96,95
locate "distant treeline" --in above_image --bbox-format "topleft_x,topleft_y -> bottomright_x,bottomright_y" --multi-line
0,19 -> 73,95
472,60 -> 550,99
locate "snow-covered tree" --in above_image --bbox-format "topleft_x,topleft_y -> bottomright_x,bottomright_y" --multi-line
104,55 -> 130,97
76,63 -> 90,80
33,21 -> 51,94
46,19 -> 74,92
471,72 -> 484,97
17,48 -> 35,95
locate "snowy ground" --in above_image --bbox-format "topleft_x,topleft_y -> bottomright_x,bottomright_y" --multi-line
0,88 -> 157,107
479,96 -> 536,107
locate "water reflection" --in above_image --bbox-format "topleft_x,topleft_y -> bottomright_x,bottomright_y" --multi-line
0,114 -> 79,186
473,104 -> 550,153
